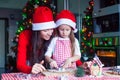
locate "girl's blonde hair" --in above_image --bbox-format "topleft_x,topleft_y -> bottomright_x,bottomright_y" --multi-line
69,30 -> 75,56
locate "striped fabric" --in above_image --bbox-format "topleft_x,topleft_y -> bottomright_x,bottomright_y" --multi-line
1,73 -> 120,80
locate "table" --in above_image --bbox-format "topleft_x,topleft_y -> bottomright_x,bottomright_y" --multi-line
2,73 -> 120,80
1,68 -> 120,80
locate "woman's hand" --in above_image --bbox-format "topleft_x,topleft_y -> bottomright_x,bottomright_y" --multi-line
50,60 -> 58,69
31,60 -> 46,74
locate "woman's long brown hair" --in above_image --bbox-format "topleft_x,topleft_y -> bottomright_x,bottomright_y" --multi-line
30,31 -> 53,66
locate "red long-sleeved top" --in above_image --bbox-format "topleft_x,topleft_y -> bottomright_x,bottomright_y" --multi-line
17,30 -> 32,73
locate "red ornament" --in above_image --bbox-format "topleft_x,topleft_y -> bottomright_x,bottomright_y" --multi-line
86,7 -> 91,10
76,60 -> 83,67
90,49 -> 94,53
23,8 -> 27,12
81,42 -> 85,46
89,1 -> 94,6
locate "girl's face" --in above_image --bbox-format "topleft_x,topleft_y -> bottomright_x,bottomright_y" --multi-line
40,29 -> 54,40
58,24 -> 72,38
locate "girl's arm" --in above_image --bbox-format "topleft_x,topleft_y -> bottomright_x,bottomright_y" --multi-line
69,38 -> 81,62
45,37 -> 58,68
63,38 -> 81,68
45,37 -> 57,57
63,55 -> 80,68
45,55 -> 54,63
74,38 -> 81,57
68,55 -> 81,63
45,56 -> 58,69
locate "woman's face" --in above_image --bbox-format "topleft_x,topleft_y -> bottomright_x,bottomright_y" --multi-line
40,29 -> 54,40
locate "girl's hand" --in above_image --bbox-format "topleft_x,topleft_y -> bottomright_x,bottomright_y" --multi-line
62,58 -> 72,68
31,60 -> 46,74
50,60 -> 58,69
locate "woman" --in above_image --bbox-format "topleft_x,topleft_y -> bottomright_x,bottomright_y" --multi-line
17,6 -> 56,74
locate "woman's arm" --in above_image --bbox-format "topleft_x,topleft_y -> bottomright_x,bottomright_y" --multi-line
63,55 -> 80,68
31,60 -> 46,74
17,30 -> 32,73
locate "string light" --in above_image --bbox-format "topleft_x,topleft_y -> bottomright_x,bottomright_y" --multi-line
81,0 -> 94,58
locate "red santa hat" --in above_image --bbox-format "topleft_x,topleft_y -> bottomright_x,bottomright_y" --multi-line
32,6 -> 56,31
55,10 -> 77,32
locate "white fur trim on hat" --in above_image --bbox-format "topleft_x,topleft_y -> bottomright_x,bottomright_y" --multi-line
32,21 -> 56,31
56,18 -> 77,32
74,29 -> 78,33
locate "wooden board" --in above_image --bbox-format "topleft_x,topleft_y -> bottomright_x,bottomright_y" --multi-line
103,70 -> 120,77
41,68 -> 76,76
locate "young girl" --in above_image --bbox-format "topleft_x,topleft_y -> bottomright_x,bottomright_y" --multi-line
45,10 -> 81,69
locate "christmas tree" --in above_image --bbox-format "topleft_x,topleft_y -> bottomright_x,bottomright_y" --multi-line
80,0 -> 95,61
8,0 -> 57,72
